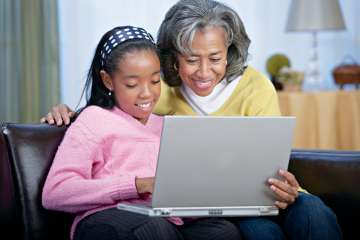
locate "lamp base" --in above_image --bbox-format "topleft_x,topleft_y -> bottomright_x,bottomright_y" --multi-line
302,77 -> 323,91
302,32 -> 323,91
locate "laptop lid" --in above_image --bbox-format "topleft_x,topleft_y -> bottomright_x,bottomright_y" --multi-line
151,116 -> 295,210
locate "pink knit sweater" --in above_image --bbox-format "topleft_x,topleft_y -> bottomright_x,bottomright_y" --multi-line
42,106 -> 183,239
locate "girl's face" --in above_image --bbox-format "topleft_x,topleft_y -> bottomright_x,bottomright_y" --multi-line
102,50 -> 161,124
177,26 -> 228,96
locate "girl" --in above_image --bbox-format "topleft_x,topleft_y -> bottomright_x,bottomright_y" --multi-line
42,26 -> 240,240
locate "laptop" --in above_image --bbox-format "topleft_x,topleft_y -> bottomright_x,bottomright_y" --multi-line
117,116 -> 295,217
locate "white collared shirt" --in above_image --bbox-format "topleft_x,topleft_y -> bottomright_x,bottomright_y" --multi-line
180,76 -> 241,115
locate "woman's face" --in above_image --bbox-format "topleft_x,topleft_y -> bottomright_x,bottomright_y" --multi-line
177,26 -> 228,96
102,49 -> 161,124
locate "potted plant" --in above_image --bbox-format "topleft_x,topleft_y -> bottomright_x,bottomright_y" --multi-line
277,67 -> 304,91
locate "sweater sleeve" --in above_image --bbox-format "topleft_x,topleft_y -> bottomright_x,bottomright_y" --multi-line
42,120 -> 139,213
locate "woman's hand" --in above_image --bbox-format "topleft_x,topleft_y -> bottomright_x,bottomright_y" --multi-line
135,177 -> 155,196
268,169 -> 300,210
40,104 -> 75,126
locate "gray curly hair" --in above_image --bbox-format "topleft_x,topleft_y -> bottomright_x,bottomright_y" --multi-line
157,0 -> 251,86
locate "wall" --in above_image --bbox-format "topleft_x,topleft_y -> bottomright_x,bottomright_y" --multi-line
58,0 -> 360,109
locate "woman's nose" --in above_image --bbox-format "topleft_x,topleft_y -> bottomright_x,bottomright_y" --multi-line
197,61 -> 212,79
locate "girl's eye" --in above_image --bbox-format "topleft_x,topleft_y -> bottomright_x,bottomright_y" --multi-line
152,79 -> 161,84
126,84 -> 137,88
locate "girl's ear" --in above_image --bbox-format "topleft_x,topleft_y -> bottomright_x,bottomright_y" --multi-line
100,70 -> 113,91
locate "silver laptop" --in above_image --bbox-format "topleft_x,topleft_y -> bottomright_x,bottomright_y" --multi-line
117,116 -> 295,217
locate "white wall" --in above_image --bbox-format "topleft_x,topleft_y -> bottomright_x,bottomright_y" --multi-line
58,0 -> 178,108
58,0 -> 360,109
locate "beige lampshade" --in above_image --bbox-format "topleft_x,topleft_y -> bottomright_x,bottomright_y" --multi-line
286,0 -> 346,32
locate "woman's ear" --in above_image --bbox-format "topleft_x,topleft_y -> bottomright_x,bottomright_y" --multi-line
100,70 -> 113,91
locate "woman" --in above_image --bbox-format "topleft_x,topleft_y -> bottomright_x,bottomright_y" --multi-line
42,0 -> 342,239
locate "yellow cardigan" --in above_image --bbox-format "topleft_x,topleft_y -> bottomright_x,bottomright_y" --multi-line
154,66 -> 281,116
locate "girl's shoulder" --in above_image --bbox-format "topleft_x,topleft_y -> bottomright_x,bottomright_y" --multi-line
76,106 -> 113,122
72,106 -> 129,134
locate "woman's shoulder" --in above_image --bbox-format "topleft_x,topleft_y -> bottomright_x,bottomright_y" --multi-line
243,66 -> 271,83
241,66 -> 275,90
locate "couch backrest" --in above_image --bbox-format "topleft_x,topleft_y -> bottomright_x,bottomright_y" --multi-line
1,123 -> 73,240
2,123 -> 360,239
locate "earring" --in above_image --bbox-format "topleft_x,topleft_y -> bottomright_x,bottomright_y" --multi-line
173,63 -> 178,71
108,91 -> 112,96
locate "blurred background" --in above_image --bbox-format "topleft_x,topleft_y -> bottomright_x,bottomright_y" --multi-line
1,0 -> 359,150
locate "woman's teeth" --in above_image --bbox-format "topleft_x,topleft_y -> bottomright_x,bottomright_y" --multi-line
194,80 -> 212,89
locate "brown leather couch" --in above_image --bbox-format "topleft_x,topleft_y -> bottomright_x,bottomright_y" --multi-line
1,123 -> 360,239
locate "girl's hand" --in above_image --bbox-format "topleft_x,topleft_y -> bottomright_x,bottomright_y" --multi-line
135,177 -> 155,195
268,169 -> 300,210
40,104 -> 75,126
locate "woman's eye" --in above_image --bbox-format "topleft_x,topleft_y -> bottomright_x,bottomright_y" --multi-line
210,58 -> 221,63
186,59 -> 198,64
126,84 -> 136,88
152,79 -> 161,84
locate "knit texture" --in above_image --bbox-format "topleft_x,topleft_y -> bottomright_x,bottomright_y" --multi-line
41,106 -> 182,239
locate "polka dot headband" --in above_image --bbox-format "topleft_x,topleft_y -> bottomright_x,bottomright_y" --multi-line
100,26 -> 156,67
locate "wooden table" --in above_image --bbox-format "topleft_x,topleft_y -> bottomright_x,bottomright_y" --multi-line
278,90 -> 360,150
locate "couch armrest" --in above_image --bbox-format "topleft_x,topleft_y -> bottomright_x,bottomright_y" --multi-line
289,149 -> 360,239
0,125 -> 20,236
1,123 -> 72,240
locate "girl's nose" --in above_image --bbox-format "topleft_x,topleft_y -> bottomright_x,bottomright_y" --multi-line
140,85 -> 152,98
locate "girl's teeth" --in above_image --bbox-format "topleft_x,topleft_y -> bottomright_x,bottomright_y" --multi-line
138,103 -> 151,108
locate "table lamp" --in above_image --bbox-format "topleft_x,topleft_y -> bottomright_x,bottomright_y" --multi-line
286,0 -> 346,90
